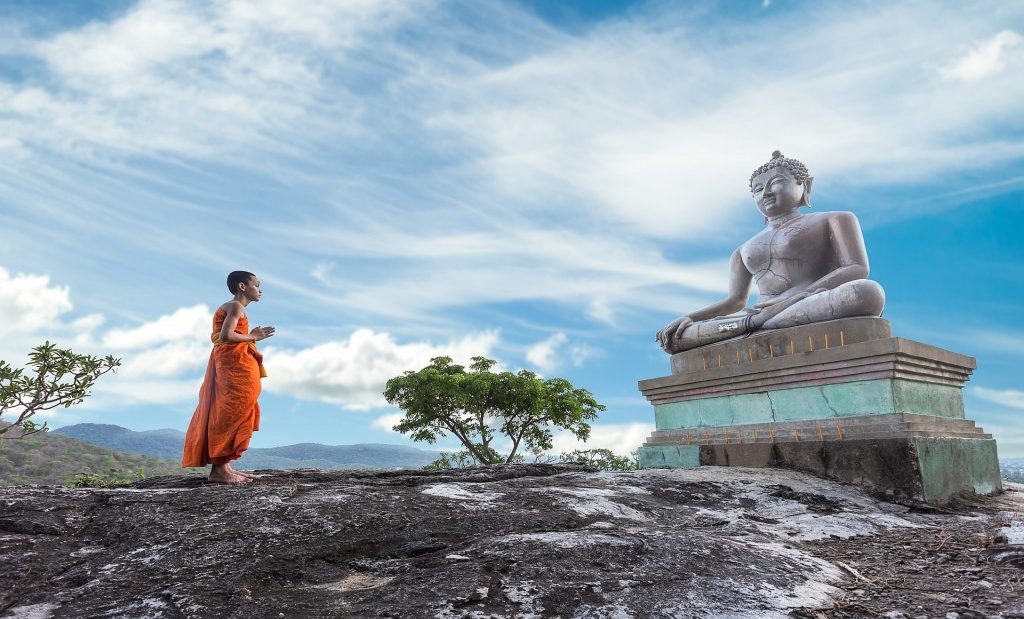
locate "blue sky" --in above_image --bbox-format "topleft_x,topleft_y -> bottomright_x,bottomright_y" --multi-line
1,0 -> 1022,457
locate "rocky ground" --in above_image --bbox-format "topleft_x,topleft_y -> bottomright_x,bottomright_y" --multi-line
0,465 -> 1021,618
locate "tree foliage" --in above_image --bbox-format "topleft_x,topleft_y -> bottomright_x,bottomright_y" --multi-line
71,468 -> 146,488
384,356 -> 605,465
559,448 -> 637,472
0,342 -> 121,438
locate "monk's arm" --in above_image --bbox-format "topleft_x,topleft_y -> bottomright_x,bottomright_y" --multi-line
220,303 -> 257,343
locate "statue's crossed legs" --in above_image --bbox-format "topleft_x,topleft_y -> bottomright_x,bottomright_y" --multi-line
667,279 -> 885,353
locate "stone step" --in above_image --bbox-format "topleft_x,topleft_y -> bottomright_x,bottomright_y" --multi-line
644,416 -> 991,446
650,413 -> 978,435
902,414 -> 977,429
904,422 -> 979,434
645,429 -> 993,446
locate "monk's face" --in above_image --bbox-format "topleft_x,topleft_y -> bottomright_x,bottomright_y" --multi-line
750,167 -> 806,218
239,276 -> 262,302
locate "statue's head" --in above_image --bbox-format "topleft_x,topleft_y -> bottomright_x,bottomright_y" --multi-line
749,151 -> 813,219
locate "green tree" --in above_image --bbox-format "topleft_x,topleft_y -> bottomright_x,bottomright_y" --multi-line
0,342 -> 120,438
559,448 -> 637,472
384,356 -> 604,465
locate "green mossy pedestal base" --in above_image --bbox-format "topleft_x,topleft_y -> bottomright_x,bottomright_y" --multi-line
636,445 -> 700,469
637,318 -> 1003,505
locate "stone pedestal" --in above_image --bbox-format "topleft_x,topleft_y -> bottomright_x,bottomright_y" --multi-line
637,317 -> 1002,505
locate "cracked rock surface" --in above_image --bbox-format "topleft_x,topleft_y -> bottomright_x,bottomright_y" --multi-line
1,465 -> 1021,618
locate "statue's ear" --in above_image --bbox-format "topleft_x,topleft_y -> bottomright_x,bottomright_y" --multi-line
800,176 -> 814,207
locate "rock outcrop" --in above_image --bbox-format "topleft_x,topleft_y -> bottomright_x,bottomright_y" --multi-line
1,465 -> 1021,618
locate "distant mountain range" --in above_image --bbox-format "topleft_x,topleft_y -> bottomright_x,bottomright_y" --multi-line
53,423 -> 442,470
39,423 -> 1024,480
1001,458 -> 1024,483
52,424 -> 185,460
0,425 -> 185,485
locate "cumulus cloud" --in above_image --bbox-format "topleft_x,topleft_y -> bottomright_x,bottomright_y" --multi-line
101,305 -> 212,350
372,412 -> 405,431
549,422 -> 655,457
0,264 -> 508,412
94,377 -> 204,406
0,266 -> 73,336
117,341 -> 210,378
973,387 -> 1024,411
940,30 -> 1023,82
525,332 -> 568,373
263,328 -> 501,409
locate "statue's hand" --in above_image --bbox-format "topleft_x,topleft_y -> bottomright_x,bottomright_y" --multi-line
748,287 -> 827,330
656,316 -> 693,352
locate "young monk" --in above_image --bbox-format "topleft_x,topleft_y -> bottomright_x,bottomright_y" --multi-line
182,271 -> 275,484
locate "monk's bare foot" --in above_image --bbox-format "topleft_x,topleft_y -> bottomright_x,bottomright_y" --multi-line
225,464 -> 258,479
209,464 -> 252,485
207,470 -> 252,485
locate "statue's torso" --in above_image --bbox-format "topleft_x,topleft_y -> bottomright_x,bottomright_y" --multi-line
740,212 -> 834,307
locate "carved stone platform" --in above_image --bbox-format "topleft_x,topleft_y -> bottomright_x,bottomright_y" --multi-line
637,317 -> 1002,505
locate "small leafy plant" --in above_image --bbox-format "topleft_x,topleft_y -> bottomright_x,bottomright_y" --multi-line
559,448 -> 637,472
71,468 -> 146,488
0,342 -> 120,438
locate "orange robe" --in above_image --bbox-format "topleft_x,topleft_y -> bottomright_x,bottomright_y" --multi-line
181,308 -> 266,467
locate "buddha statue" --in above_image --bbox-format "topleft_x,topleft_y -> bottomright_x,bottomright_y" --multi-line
656,151 -> 885,354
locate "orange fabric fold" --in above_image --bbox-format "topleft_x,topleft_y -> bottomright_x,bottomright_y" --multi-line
181,308 -> 264,467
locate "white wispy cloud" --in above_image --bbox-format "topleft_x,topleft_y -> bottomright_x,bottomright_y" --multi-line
940,30 -> 1023,82
524,331 -> 599,373
4,0 -> 1022,339
973,387 -> 1024,411
4,0 -> 417,161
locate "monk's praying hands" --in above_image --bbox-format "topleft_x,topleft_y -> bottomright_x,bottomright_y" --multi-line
250,326 -> 275,341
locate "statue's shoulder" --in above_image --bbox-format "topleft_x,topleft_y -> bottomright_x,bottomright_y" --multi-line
816,210 -> 859,221
817,211 -> 864,230
797,210 -> 860,229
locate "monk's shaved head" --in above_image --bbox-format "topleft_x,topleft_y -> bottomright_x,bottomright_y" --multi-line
227,271 -> 256,294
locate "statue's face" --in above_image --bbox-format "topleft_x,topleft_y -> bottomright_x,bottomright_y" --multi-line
750,167 -> 806,218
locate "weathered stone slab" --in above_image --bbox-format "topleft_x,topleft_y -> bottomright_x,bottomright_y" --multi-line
635,444 -> 699,469
683,437 -> 1002,505
915,437 -> 1003,503
643,413 -> 990,446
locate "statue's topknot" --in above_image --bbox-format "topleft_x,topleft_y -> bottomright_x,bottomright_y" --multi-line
749,150 -> 811,186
